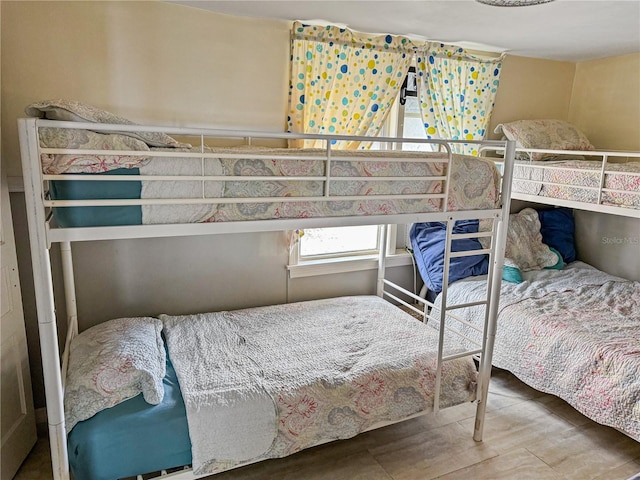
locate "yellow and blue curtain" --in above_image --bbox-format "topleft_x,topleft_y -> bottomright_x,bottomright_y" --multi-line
287,21 -> 415,149
416,44 -> 504,155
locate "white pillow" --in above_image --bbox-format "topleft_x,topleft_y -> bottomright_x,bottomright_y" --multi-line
64,317 -> 166,432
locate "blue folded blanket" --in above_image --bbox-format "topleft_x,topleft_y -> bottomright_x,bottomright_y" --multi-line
410,220 -> 489,293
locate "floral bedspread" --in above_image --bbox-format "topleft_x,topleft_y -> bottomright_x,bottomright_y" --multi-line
40,132 -> 500,224
434,262 -> 640,441
161,296 -> 477,475
211,151 -> 499,221
513,159 -> 640,208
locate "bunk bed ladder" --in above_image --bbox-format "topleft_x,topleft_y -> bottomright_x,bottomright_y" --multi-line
427,142 -> 514,436
473,139 -> 515,440
378,140 -> 514,442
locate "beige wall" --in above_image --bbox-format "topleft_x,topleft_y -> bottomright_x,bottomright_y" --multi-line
489,55 -> 576,138
569,53 -> 640,151
568,53 -> 640,280
1,0 -> 291,177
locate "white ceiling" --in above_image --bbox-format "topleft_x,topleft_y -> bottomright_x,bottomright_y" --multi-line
172,0 -> 640,62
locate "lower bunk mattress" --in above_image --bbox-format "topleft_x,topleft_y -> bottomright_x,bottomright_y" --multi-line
66,295 -> 478,480
44,147 -> 500,227
512,159 -> 640,209
431,262 -> 640,441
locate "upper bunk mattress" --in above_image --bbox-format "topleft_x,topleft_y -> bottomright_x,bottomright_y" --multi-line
43,145 -> 500,227
512,159 -> 640,209
160,295 -> 478,475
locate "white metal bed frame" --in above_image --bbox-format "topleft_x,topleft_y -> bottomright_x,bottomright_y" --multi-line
18,117 -> 515,480
482,146 -> 640,218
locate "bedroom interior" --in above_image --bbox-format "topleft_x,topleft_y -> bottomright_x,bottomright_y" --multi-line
2,1 -> 639,480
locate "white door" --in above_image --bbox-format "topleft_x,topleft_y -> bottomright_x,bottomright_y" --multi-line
1,171 -> 37,479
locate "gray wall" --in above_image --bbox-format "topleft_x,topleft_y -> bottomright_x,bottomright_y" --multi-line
574,210 -> 640,281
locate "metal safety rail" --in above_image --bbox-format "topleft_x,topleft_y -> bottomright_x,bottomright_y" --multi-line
480,146 -> 640,219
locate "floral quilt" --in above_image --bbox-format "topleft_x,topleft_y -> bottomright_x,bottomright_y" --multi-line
513,159 -> 640,209
210,151 -> 499,222
161,296 -> 477,475
433,262 -> 640,441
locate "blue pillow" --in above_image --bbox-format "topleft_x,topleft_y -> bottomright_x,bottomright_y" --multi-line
410,220 -> 489,293
537,208 -> 576,263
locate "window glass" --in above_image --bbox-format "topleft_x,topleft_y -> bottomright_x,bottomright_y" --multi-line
400,96 -> 437,151
300,225 -> 379,258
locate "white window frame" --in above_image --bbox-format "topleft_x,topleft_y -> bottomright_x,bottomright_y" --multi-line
287,224 -> 414,278
299,224 -> 381,260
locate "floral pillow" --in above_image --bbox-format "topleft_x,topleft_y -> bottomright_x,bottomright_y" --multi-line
494,119 -> 595,161
480,208 -> 561,283
501,208 -> 561,281
64,317 -> 166,432
38,127 -> 151,174
26,99 -> 190,149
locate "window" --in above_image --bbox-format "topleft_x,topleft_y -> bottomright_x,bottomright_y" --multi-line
397,95 -> 435,151
288,223 -> 411,278
300,225 -> 380,259
288,66 -> 423,277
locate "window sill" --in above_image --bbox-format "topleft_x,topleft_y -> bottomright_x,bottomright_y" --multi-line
287,250 -> 412,279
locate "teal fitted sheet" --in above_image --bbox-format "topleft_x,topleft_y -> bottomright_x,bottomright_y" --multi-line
67,346 -> 191,480
50,168 -> 142,227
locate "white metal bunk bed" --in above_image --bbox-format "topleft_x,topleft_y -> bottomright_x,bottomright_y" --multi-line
487,147 -> 640,218
18,116 -> 516,480
421,142 -> 640,442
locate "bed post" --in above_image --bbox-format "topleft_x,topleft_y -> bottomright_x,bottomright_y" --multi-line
376,224 -> 388,297
60,242 -> 78,388
18,118 -> 70,479
473,139 -> 515,441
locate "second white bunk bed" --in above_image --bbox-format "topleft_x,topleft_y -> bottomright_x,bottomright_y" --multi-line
18,112 -> 516,480
488,119 -> 640,218
415,121 -> 640,442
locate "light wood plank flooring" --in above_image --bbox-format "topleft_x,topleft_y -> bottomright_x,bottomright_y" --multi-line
15,369 -> 640,480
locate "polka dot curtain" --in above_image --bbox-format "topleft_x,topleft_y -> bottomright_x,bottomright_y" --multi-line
287,21 -> 415,149
416,44 -> 505,155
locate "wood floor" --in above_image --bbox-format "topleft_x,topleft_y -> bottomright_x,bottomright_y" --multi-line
15,369 -> 640,480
